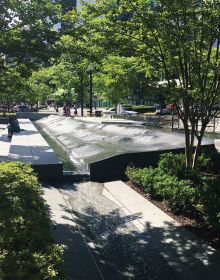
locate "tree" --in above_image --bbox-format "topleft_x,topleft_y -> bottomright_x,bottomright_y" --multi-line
94,55 -> 149,104
81,0 -> 220,171
0,65 -> 25,109
0,0 -> 61,104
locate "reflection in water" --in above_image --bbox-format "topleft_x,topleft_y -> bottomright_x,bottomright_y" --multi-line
37,115 -> 213,172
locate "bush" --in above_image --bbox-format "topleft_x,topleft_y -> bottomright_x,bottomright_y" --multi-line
132,105 -> 155,113
126,152 -> 220,227
196,176 -> 220,229
0,112 -> 16,117
0,162 -> 64,280
158,152 -> 186,178
140,167 -> 159,196
127,164 -> 197,211
154,174 -> 197,211
126,166 -> 144,187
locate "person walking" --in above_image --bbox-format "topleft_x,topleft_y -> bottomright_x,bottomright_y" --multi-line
74,106 -> 78,117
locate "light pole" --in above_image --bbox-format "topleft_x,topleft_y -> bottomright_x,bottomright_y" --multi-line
88,63 -> 94,117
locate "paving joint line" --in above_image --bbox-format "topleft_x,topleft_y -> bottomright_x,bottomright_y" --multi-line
58,188 -> 105,280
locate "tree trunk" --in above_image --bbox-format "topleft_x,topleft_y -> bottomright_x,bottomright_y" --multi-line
80,77 -> 84,117
192,126 -> 206,169
183,121 -> 193,171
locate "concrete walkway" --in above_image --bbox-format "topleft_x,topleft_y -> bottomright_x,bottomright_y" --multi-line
43,186 -> 121,280
43,186 -> 104,280
43,181 -> 220,280
104,181 -> 220,280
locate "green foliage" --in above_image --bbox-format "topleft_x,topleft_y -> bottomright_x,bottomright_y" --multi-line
154,175 -> 197,212
0,112 -> 16,117
0,162 -> 64,280
125,166 -> 144,187
196,176 -> 220,230
132,105 -> 155,113
80,0 -> 220,170
158,153 -> 186,178
126,152 -> 220,222
126,165 -> 197,211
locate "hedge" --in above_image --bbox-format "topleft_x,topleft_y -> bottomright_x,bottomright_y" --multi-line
0,162 -> 64,280
126,152 -> 220,226
132,105 -> 155,113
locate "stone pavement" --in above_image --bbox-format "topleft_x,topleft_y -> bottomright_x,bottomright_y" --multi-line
43,186 -> 121,280
43,181 -> 220,280
104,181 -> 220,280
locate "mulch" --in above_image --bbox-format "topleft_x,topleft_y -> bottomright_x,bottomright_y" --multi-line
126,181 -> 220,251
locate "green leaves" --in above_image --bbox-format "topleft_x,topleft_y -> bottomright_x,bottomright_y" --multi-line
0,162 -> 64,280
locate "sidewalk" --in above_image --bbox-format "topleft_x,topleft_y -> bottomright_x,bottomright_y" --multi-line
43,186 -> 105,280
43,181 -> 220,280
103,181 -> 220,280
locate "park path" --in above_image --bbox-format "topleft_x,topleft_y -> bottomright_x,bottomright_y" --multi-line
43,181 -> 220,280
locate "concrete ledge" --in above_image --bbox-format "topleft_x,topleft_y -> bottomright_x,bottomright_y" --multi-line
8,119 -> 63,181
0,127 -> 11,161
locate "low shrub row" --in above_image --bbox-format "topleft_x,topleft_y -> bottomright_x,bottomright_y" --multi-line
0,162 -> 64,280
0,112 -> 16,117
132,105 -> 155,113
126,152 -> 220,229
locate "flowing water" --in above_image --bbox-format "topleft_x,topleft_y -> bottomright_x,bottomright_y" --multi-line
37,115 -> 213,172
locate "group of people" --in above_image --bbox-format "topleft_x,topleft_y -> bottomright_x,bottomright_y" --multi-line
63,106 -> 78,117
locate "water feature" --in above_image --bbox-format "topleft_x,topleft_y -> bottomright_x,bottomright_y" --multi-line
37,115 -> 213,172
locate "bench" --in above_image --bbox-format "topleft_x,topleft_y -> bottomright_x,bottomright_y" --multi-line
8,119 -> 63,181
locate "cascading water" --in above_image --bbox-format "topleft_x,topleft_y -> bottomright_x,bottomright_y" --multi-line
37,115 -> 213,172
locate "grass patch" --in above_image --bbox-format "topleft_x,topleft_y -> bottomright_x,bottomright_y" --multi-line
34,122 -> 76,171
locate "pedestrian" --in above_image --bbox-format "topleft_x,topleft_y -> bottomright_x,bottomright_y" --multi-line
66,106 -> 71,117
8,116 -> 20,138
74,106 -> 78,116
63,106 -> 67,116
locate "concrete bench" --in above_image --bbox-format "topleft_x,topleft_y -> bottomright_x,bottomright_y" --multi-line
8,119 -> 63,181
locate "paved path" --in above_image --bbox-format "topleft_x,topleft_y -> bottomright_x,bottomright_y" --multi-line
43,185 -> 121,280
43,181 -> 220,280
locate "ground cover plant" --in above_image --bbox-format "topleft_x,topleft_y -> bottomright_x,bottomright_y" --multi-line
126,152 -> 220,235
0,162 -> 64,280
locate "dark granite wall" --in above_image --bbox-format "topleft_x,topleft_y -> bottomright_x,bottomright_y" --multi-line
90,144 -> 216,182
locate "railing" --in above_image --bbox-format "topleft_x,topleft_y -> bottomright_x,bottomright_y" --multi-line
113,114 -> 220,133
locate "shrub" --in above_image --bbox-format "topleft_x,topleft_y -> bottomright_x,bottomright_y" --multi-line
196,176 -> 220,229
132,105 -> 155,113
0,162 -> 64,280
158,152 -> 186,178
197,153 -> 212,172
126,166 -> 144,187
140,167 -> 159,196
126,152 -> 220,227
154,174 -> 197,212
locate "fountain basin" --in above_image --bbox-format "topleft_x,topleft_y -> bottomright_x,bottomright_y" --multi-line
37,115 -> 214,181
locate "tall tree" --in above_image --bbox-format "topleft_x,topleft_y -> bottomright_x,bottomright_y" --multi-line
0,0 -> 61,104
81,0 -> 220,171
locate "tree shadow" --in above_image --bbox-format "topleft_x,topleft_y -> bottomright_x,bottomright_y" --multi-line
53,204 -> 178,279
44,183 -> 220,280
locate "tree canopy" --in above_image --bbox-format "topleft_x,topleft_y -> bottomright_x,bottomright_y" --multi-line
78,0 -> 220,170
